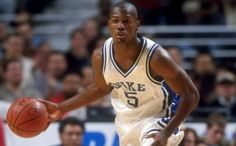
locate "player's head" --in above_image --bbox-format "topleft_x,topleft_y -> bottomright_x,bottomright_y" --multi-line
108,1 -> 140,43
206,113 -> 226,145
59,117 -> 85,146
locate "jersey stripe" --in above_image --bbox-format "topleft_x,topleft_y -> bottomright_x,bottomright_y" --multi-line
110,38 -> 146,77
146,44 -> 162,85
102,42 -> 106,74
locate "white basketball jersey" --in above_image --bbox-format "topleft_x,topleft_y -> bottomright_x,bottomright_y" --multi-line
102,37 -> 171,124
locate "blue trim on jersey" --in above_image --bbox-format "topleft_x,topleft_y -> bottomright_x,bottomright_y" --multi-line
162,81 -> 180,115
161,86 -> 169,110
146,44 -> 162,85
102,42 -> 106,74
110,38 -> 146,77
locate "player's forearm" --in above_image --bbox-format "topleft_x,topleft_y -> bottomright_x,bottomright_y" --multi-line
58,82 -> 110,113
163,88 -> 199,136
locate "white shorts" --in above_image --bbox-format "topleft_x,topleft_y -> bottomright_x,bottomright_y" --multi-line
115,116 -> 173,146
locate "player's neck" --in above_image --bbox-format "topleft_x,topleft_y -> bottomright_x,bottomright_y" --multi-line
114,37 -> 141,58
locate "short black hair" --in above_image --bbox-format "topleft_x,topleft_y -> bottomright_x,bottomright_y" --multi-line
110,1 -> 138,18
59,117 -> 85,134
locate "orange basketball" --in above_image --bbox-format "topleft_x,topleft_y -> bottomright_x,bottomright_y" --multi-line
6,97 -> 48,138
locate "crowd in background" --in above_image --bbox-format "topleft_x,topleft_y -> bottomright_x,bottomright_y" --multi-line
0,0 -> 235,146
1,0 -> 236,25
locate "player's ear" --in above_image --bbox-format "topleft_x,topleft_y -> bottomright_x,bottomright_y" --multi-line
136,19 -> 140,31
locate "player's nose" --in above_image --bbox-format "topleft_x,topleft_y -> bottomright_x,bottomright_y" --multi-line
117,22 -> 125,31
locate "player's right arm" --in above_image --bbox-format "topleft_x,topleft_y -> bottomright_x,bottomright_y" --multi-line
40,47 -> 113,122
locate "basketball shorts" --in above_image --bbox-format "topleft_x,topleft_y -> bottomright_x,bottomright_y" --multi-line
115,116 -> 184,146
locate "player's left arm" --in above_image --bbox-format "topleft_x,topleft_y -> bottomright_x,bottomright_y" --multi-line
150,46 -> 199,137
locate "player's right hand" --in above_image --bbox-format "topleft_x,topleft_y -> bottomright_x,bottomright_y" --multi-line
38,99 -> 62,123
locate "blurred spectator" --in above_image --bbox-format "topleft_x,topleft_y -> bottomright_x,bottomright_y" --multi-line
49,73 -> 83,103
81,65 -> 94,87
10,11 -> 33,27
97,0 -> 111,26
49,73 -> 86,120
0,22 -> 7,58
165,47 -> 183,66
65,28 -> 90,75
223,0 -> 236,25
180,128 -> 198,146
203,113 -> 230,146
182,0 -> 201,24
128,0 -> 169,25
0,58 -> 41,102
16,23 -> 44,56
54,117 -> 85,146
200,0 -> 225,25
2,33 -> 34,87
32,41 -> 51,72
81,19 -> 101,55
0,117 -> 5,146
42,51 -> 67,98
189,51 -> 216,107
0,22 -> 7,44
209,71 -> 236,117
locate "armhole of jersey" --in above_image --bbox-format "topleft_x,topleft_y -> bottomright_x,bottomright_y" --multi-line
102,42 -> 106,75
146,44 -> 162,85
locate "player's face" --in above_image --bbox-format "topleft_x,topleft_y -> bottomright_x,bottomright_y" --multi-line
108,7 -> 139,43
60,124 -> 84,146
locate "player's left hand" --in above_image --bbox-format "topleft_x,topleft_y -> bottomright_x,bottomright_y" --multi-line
146,131 -> 169,146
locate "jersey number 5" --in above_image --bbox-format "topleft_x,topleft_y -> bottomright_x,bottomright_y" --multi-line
124,91 -> 138,107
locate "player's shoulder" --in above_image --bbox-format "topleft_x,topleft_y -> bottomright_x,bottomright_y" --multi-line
143,37 -> 171,63
142,36 -> 161,51
92,37 -> 112,62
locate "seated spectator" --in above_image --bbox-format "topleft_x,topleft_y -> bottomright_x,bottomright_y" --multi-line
189,51 -> 216,107
81,19 -> 101,55
48,73 -> 86,120
0,58 -> 41,102
33,51 -> 67,98
180,128 -> 198,146
81,65 -> 94,87
209,71 -> 236,117
203,113 -> 231,146
2,33 -> 34,87
165,47 -> 184,67
65,28 -> 90,75
16,23 -> 44,56
53,117 -> 85,146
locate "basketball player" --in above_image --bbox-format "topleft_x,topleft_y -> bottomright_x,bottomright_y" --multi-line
40,2 -> 199,146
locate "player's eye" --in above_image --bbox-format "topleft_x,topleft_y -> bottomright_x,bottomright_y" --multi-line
122,19 -> 131,24
111,19 -> 119,24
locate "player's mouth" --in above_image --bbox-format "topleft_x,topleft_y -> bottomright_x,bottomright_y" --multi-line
116,32 -> 126,39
